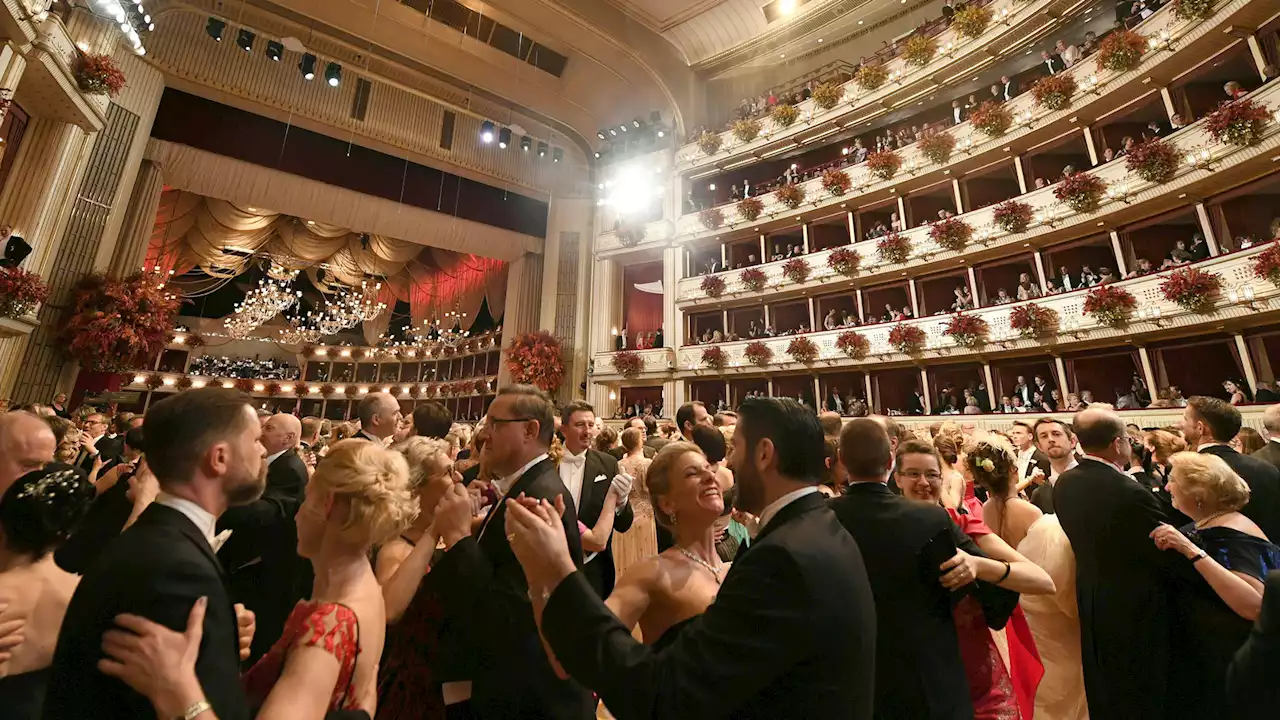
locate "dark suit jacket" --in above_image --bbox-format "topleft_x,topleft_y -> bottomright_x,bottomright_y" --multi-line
830,482 -> 1002,720
1054,458 -> 1177,719
1030,481 -> 1054,514
432,457 -> 593,720
1252,441 -> 1280,475
1228,570 -> 1280,717
644,435 -> 669,452
542,491 -> 876,719
95,434 -> 125,466
56,465 -> 137,575
44,503 -> 250,720
1200,444 -> 1280,541
1023,449 -> 1052,480
576,448 -> 634,598
217,450 -> 311,663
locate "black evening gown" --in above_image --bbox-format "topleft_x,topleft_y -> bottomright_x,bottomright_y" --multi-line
0,667 -> 51,719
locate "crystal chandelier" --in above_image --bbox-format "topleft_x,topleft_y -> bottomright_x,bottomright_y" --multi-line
223,262 -> 302,338
411,302 -> 470,350
278,313 -> 323,345
314,279 -> 387,335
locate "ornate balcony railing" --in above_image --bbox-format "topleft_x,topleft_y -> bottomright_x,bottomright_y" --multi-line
588,347 -> 676,382
123,371 -> 499,400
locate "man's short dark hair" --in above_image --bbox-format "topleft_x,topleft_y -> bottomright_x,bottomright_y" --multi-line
145,388 -> 253,488
840,418 -> 892,480
738,397 -> 825,481
411,401 -> 453,439
643,416 -> 658,436
1188,396 -> 1242,442
1032,417 -> 1074,439
112,412 -> 135,435
124,426 -> 146,453
1072,409 -> 1127,453
356,393 -> 389,427
818,411 -> 843,436
691,424 -> 726,464
497,384 -> 555,446
560,400 -> 594,428
1011,421 -> 1033,434
675,401 -> 705,435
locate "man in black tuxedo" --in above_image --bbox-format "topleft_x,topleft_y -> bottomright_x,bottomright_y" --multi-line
94,413 -> 132,468
559,400 -> 634,598
217,412 -> 310,664
609,418 -> 655,459
353,391 -> 401,443
1009,421 -> 1052,493
1054,406 -> 1178,719
1182,396 -> 1280,540
1252,404 -> 1280,472
1028,418 -> 1079,513
675,399 -> 712,441
430,384 -> 593,719
832,421 -> 1011,720
57,427 -> 147,575
1040,49 -> 1065,74
506,397 -> 876,719
74,411 -> 110,475
46,388 -> 264,720
909,389 -> 926,415
412,400 -> 454,439
1228,570 -> 1280,717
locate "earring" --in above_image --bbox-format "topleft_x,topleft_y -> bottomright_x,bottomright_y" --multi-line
668,512 -> 678,526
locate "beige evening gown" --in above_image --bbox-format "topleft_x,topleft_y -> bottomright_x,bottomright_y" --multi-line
1017,513 -> 1089,720
613,453 -> 657,580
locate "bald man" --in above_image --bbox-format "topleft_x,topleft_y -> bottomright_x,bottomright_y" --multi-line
216,412 -> 310,663
0,411 -> 56,495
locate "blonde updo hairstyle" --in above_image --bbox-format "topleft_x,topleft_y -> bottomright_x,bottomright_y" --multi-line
1168,451 -> 1251,513
646,441 -> 704,528
393,436 -> 452,491
964,433 -> 1018,497
932,422 -> 964,465
310,439 -> 418,547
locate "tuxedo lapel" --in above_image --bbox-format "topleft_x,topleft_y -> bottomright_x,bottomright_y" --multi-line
578,451 -> 606,522
479,457 -> 557,543
143,504 -> 228,584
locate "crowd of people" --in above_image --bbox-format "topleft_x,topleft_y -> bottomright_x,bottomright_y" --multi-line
4,385 -> 1280,719
188,356 -> 301,381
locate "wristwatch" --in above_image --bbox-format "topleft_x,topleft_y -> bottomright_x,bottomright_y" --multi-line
1191,551 -> 1209,564
177,700 -> 211,720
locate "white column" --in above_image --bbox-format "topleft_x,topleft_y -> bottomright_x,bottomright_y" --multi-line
497,253 -> 546,388
982,363 -> 997,409
802,223 -> 811,254
1137,347 -> 1158,401
952,178 -> 965,214
1195,203 -> 1221,256
846,211 -> 857,243
856,288 -> 866,321
896,195 -> 908,228
920,368 -> 932,415
1054,356 -> 1070,395
1013,156 -> 1028,194
1159,86 -> 1178,123
1247,35 -> 1269,82
1082,126 -> 1099,166
863,373 -> 874,409
662,246 -> 679,349
967,267 -> 979,304
908,278 -> 920,317
808,297 -> 816,331
1033,251 -> 1049,292
813,376 -> 822,410
108,160 -> 164,277
759,233 -> 767,261
1109,231 -> 1129,277
1234,333 -> 1259,394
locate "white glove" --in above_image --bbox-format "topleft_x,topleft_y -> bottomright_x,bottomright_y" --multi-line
611,472 -> 633,506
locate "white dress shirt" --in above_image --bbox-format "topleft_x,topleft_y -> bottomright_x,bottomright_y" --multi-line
1049,458 -> 1079,485
264,448 -> 289,467
755,486 -> 820,537
480,453 -> 550,541
558,448 -> 589,511
157,492 -> 218,545
1015,445 -> 1037,480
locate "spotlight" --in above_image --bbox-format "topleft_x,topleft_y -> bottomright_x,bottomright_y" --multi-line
266,40 -> 283,61
537,141 -> 548,157
236,29 -> 254,52
205,17 -> 225,41
553,148 -> 563,163
520,135 -> 532,152
480,120 -> 495,144
324,62 -> 341,87
299,53 -> 316,80
597,130 -> 607,140
620,124 -> 628,132
609,128 -> 617,137
498,127 -> 511,149
657,130 -> 665,138
633,118 -> 642,128
593,151 -> 601,158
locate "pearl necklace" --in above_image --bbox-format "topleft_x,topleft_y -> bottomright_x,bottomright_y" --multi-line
1194,510 -> 1233,530
677,546 -> 724,584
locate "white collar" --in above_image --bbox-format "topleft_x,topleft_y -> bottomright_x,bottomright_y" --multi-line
1017,446 -> 1035,459
1050,458 -> 1078,484
494,453 -> 549,497
1197,442 -> 1229,451
1270,437 -> 1280,446
755,486 -> 820,537
156,492 -> 218,545
265,448 -> 289,466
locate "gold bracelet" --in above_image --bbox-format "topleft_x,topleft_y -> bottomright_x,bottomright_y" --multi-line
177,700 -> 211,720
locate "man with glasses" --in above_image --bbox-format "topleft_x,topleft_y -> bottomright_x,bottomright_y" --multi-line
74,412 -> 109,475
430,384 -> 593,719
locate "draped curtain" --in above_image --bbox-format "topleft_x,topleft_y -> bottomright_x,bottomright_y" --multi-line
622,264 -> 663,344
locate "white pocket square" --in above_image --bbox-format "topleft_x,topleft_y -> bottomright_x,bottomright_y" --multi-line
593,474 -> 608,483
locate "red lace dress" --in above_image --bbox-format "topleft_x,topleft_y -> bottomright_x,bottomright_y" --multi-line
242,601 -> 363,713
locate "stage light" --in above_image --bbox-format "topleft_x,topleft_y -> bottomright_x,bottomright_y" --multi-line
603,162 -> 663,215
633,118 -> 642,128
266,40 -> 283,61
619,124 -> 628,133
480,120 -> 496,144
236,29 -> 254,52
779,0 -> 797,15
594,151 -> 601,158
553,148 -> 563,163
299,53 -> 316,80
324,62 -> 341,87
609,128 -> 617,137
498,127 -> 511,149
657,130 -> 665,138
597,130 -> 607,140
537,141 -> 548,157
205,17 -> 225,41
520,135 -> 532,152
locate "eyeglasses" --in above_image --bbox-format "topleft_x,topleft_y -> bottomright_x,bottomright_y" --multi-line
898,470 -> 942,482
488,416 -> 535,424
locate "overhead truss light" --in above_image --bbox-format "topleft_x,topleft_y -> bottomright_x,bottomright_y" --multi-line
325,62 -> 341,87
480,120 -> 496,144
498,127 -> 512,149
537,141 -> 548,157
553,148 -> 563,163
236,29 -> 255,52
266,40 -> 283,61
597,130 -> 607,140
205,16 -> 224,41
299,53 -> 316,80
520,135 -> 532,152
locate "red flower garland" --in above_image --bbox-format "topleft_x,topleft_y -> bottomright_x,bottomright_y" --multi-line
407,384 -> 423,398
930,217 -> 973,252
237,378 -> 258,394
775,183 -> 806,209
73,53 -> 126,97
1055,171 -> 1108,213
877,232 -> 912,265
1009,303 -> 1060,339
263,381 -> 282,397
175,376 -> 194,391
290,382 -> 307,396
992,199 -> 1033,234
699,207 -> 725,230
781,257 -> 812,284
888,324 -> 927,355
943,313 -> 989,349
969,101 -> 1012,138
504,331 -> 565,392
836,331 -> 870,359
611,350 -> 644,378
1125,138 -> 1180,183
787,336 -> 819,363
740,268 -> 767,292
827,247 -> 862,276
701,274 -> 726,298
744,340 -> 774,367
145,373 -> 164,390
61,271 -> 183,372
701,346 -> 728,371
0,266 -> 49,318
319,384 -> 336,397
737,196 -> 764,222
1159,267 -> 1222,313
821,169 -> 852,196
1083,285 -> 1137,327
866,149 -> 902,181
1252,242 -> 1280,285
343,384 -> 360,398
919,132 -> 956,165
1204,98 -> 1273,147
1031,74 -> 1077,111
1096,29 -> 1146,73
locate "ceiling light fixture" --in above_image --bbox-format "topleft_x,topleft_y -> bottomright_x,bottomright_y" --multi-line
480,120 -> 495,144
597,130 -> 607,140
205,16 -> 224,41
236,29 -> 254,52
778,0 -> 797,15
299,53 -> 316,80
265,40 -> 282,61
553,148 -> 563,163
498,127 -> 511,149
537,141 -> 548,157
324,62 -> 341,87
521,135 -> 532,151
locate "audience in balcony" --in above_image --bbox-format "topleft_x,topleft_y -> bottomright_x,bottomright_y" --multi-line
1040,49 -> 1066,75
187,354 -> 299,380
993,288 -> 1014,305
953,285 -> 975,311
1224,379 -> 1253,406
1016,273 -> 1042,301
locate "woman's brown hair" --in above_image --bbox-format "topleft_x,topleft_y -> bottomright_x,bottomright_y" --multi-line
646,441 -> 704,528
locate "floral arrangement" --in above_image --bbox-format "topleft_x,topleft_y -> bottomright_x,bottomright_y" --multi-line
319,383 -> 336,397
992,199 -> 1034,234
737,196 -> 764,221
696,131 -> 723,156
425,383 -> 440,398
701,345 -> 728,371
474,379 -> 490,394
699,207 -> 725,230
1031,73 -> 1077,111
855,63 -> 888,91
775,183 -> 806,209
821,168 -> 852,196
616,220 -> 647,247
1160,266 -> 1222,313
812,82 -> 844,110
902,34 -> 938,66
184,334 -> 206,349
969,101 -> 1012,138
944,313 -> 989,349
1204,98 -> 1273,147
732,118 -> 762,143
1252,242 -> 1280,285
930,217 -> 973,252
866,149 -> 902,180
782,257 -> 812,284
827,247 -> 862,276
772,104 -> 800,128
73,53 -> 126,97
1055,171 -> 1108,213
1173,0 -> 1214,21
300,345 -> 317,358
740,267 -> 767,292
610,350 -> 644,378
0,266 -> 49,318
343,384 -> 360,398
289,382 -> 306,396
952,5 -> 992,39
504,330 -> 565,392
744,340 -> 774,367
144,373 -> 164,390
349,348 -> 367,361
836,330 -> 870,359
1009,303 -> 1060,339
787,336 -> 819,363
1125,138 -> 1180,183
888,323 -> 927,355
60,271 -> 183,372
919,132 -> 956,164
264,381 -> 282,397
701,274 -> 726,298
408,384 -> 422,398
176,376 -> 194,391
877,232 -> 912,264
1083,285 -> 1137,327
1096,29 -> 1146,73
